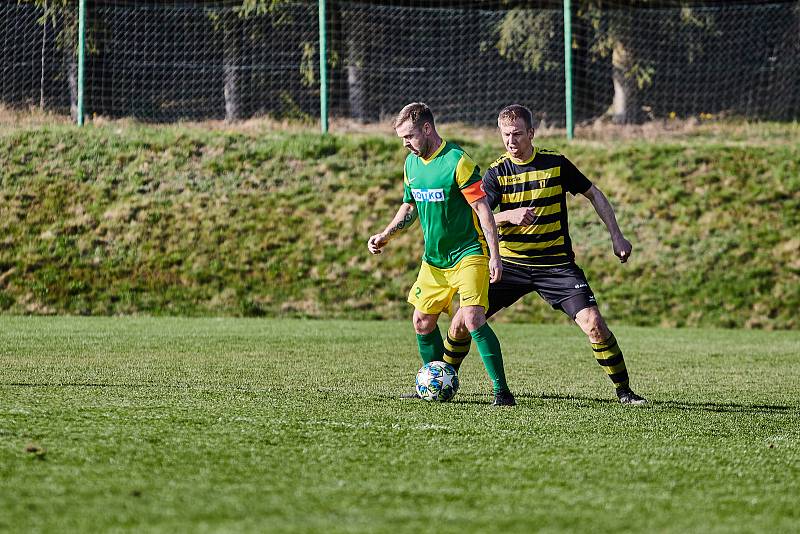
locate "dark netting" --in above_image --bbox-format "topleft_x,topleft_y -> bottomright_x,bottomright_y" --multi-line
88,0 -> 319,122
1,1 -> 798,125
572,1 -> 800,123
330,2 -> 565,125
0,1 -> 73,115
90,2 -> 230,121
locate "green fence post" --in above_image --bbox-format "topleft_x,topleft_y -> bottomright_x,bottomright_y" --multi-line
563,0 -> 573,140
76,0 -> 86,126
319,0 -> 328,134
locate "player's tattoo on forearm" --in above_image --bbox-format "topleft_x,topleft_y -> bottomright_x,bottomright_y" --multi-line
387,210 -> 417,237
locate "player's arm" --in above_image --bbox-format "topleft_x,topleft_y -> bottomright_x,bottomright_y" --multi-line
482,167 -> 535,226
470,197 -> 503,283
582,184 -> 632,263
494,207 -> 537,226
462,161 -> 502,282
367,202 -> 417,255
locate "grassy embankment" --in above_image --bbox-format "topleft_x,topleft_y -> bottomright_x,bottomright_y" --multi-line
0,121 -> 798,328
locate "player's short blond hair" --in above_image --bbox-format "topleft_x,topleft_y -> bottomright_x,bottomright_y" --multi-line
498,105 -> 534,130
393,102 -> 435,130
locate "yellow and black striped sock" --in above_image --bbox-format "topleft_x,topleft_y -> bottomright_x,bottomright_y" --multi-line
591,333 -> 630,390
443,333 -> 471,371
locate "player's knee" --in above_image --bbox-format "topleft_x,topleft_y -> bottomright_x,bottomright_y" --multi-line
587,323 -> 606,340
461,306 -> 487,332
412,313 -> 437,335
447,309 -> 467,338
584,314 -> 610,341
449,320 -> 470,339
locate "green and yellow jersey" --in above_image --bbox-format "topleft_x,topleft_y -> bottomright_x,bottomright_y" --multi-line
402,140 -> 489,269
483,147 -> 592,267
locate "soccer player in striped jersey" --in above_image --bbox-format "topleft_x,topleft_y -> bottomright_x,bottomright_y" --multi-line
447,104 -> 646,405
367,102 -> 516,406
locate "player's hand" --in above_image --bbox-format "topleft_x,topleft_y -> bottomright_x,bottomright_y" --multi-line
367,233 -> 389,255
504,207 -> 536,226
613,236 -> 632,263
489,256 -> 503,283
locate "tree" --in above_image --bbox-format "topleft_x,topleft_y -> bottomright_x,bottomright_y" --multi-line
24,0 -> 114,121
24,0 -> 80,119
581,3 -> 655,124
209,5 -> 248,122
217,0 -> 324,122
494,1 -> 714,124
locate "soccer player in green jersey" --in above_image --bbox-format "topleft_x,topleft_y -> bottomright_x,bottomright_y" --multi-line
367,102 -> 516,406
447,104 -> 646,405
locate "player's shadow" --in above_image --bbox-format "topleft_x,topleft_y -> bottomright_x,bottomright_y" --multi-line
441,392 -> 794,413
512,393 -> 794,414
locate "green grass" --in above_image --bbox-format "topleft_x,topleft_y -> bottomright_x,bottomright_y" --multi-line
2,317 -> 798,533
0,121 -> 798,328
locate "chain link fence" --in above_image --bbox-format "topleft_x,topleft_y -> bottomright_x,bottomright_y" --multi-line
2,0 -> 799,128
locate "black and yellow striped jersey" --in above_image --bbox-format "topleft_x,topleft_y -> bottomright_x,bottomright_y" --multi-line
483,147 -> 592,267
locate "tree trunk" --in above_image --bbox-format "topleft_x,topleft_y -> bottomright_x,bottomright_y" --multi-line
40,9 -> 47,110
327,0 -> 349,117
345,35 -> 378,122
346,65 -> 368,122
611,40 -> 643,124
68,53 -> 78,121
223,17 -> 243,122
610,28 -> 643,124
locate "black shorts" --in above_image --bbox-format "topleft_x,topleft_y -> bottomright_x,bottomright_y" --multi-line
487,261 -> 597,320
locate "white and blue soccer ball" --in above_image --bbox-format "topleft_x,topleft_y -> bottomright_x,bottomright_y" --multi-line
415,361 -> 459,402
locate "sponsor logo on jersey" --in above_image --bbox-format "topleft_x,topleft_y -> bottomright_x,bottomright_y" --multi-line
412,188 -> 445,202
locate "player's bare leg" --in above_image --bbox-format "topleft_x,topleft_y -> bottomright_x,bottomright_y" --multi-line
574,306 -> 611,343
412,309 -> 439,335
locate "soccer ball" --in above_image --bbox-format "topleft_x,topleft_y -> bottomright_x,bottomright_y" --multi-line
415,361 -> 459,402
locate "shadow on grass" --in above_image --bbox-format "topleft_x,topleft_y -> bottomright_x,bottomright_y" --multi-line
8,384 -> 796,415
647,399 -> 794,414
411,392 -> 795,413
386,391 -> 796,413
522,393 -> 794,414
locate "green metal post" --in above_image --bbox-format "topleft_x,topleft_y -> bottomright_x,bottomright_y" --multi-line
563,0 -> 573,140
319,0 -> 328,133
76,0 -> 86,125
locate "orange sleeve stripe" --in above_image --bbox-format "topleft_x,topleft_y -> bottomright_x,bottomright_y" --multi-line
461,181 -> 486,203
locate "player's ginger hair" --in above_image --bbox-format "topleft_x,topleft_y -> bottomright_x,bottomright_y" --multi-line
498,104 -> 534,130
393,102 -> 435,130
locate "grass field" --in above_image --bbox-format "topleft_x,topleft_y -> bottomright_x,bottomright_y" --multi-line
1,317 -> 798,533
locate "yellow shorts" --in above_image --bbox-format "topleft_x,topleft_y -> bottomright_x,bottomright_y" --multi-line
407,255 -> 490,315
